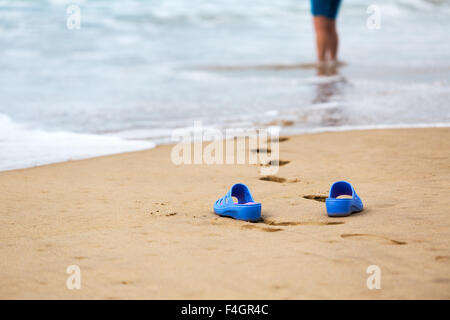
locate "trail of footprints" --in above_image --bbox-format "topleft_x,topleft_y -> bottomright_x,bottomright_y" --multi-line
254,137 -> 327,203
238,219 -> 345,233
263,220 -> 344,227
147,198 -> 407,247
230,137 -> 345,232
145,137 -> 407,246
238,222 -> 408,246
248,137 -> 408,245
149,199 -> 407,247
341,233 -> 407,245
253,137 -> 295,184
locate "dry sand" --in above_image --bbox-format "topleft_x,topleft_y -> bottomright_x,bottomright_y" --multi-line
0,128 -> 449,299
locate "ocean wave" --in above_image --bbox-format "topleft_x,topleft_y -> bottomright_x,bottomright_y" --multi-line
0,114 -> 154,171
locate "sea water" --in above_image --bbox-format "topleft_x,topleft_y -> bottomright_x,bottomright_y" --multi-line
0,0 -> 449,170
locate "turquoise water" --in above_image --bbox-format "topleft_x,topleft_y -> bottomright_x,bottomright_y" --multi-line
0,0 -> 449,170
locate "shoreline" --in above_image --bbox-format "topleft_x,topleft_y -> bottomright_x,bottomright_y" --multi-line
2,122 -> 450,173
1,128 -> 449,299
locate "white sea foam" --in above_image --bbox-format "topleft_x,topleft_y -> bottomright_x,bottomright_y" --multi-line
281,122 -> 450,136
0,114 -> 154,171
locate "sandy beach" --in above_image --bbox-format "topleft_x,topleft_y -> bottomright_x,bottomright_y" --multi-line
0,128 -> 449,299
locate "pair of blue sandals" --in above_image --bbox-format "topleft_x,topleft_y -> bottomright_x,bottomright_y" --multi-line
214,181 -> 363,221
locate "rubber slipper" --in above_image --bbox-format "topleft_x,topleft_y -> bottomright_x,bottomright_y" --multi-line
214,183 -> 261,221
326,181 -> 363,217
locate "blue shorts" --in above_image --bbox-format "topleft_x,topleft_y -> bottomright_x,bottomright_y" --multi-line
311,0 -> 342,20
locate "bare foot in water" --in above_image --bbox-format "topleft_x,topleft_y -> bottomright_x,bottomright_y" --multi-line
316,60 -> 345,76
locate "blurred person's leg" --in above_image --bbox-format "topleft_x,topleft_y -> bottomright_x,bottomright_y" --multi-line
313,16 -> 333,63
328,20 -> 339,62
310,0 -> 342,73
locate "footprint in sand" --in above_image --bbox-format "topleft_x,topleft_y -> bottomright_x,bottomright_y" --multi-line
148,211 -> 178,216
165,212 -> 177,217
262,220 -> 344,226
259,176 -> 286,183
262,160 -> 290,167
73,256 -> 88,260
210,217 -> 282,232
241,224 -> 283,232
433,278 -> 450,284
435,256 -> 450,262
341,233 -> 407,245
259,176 -> 300,183
266,136 -> 289,143
251,148 -> 271,154
303,195 -> 327,202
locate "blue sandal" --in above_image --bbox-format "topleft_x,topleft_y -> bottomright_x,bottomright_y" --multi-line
326,181 -> 363,217
214,184 -> 261,221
